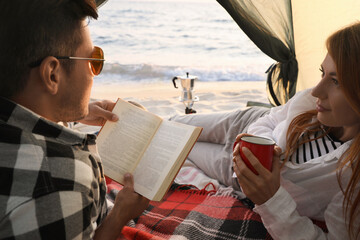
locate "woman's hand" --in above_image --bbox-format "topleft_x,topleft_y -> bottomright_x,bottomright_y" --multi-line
233,143 -> 282,205
79,100 -> 119,126
234,133 -> 253,144
233,133 -> 253,150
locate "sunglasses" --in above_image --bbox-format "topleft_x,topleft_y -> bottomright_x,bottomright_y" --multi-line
28,46 -> 105,75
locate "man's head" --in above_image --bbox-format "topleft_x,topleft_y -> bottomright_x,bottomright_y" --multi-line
0,0 -> 99,122
0,0 -> 98,98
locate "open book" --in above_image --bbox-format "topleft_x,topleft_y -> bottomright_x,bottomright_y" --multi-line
97,99 -> 202,201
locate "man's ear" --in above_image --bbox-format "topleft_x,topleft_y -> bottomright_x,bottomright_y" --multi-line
39,56 -> 62,95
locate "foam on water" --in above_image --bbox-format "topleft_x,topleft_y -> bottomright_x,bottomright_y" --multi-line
90,0 -> 274,84
94,63 -> 269,84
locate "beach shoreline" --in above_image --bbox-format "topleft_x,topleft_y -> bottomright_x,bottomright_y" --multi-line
90,81 -> 269,118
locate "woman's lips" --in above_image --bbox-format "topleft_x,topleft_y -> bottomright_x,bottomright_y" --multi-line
316,104 -> 330,112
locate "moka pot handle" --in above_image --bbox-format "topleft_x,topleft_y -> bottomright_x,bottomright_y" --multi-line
172,77 -> 178,88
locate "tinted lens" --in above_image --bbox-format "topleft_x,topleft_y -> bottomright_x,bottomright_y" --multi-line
90,46 -> 104,75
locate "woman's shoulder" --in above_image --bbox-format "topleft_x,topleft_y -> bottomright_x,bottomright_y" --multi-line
290,88 -> 315,104
283,88 -> 317,115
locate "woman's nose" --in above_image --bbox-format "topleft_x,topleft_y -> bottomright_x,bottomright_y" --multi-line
311,78 -> 326,99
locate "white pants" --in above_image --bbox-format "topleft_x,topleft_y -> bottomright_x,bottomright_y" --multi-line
169,107 -> 269,189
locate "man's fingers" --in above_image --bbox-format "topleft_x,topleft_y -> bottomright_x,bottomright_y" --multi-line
93,104 -> 119,121
123,173 -> 134,188
106,111 -> 119,121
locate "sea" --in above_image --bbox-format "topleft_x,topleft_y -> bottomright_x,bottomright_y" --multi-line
89,0 -> 274,85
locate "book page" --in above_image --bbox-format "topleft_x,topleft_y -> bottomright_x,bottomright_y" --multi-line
97,99 -> 162,184
133,120 -> 196,200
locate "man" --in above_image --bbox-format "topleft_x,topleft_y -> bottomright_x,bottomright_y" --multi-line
0,0 -> 149,239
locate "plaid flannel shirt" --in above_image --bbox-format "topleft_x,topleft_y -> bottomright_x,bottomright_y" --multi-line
0,97 -> 108,239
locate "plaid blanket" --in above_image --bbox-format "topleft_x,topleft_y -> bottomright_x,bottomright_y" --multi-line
107,179 -> 273,240
106,179 -> 328,240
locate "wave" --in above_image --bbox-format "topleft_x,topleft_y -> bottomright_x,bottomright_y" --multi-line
95,63 -> 269,84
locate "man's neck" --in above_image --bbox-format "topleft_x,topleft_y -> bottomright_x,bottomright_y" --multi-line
10,90 -> 58,123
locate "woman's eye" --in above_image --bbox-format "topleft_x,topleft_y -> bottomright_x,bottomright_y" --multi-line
332,78 -> 339,85
319,67 -> 324,77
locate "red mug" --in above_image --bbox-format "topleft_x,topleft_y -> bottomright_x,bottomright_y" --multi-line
233,136 -> 275,174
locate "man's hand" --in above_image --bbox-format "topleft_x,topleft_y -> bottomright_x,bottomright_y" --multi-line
112,173 -> 150,223
94,173 -> 149,240
79,100 -> 119,126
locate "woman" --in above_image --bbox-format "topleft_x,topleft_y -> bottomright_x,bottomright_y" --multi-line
171,23 -> 360,239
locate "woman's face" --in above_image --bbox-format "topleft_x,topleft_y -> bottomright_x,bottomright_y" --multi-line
311,53 -> 360,140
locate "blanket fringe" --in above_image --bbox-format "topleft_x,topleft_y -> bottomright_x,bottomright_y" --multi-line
173,182 -> 217,195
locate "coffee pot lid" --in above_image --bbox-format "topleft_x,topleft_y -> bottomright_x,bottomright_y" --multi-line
176,72 -> 198,80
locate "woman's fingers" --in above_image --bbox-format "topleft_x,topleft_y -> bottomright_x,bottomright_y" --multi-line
271,146 -> 282,176
233,145 -> 258,179
234,133 -> 253,143
233,145 -> 282,205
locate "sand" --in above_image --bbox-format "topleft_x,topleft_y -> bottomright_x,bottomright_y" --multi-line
90,81 -> 269,118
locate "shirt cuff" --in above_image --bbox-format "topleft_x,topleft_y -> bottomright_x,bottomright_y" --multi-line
253,186 -> 297,225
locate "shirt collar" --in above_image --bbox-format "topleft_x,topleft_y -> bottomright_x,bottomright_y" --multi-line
0,96 -> 91,146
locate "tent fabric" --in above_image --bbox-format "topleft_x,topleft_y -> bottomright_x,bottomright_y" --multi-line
95,0 -> 107,8
292,0 -> 360,92
217,0 -> 360,105
217,0 -> 296,106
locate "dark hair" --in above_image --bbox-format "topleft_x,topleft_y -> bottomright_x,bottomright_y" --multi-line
0,0 -> 98,98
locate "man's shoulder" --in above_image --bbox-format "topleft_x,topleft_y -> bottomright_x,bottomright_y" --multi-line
0,120 -> 101,222
0,120 -> 79,198
0,120 -> 47,157
0,121 -> 23,144
0,118 -> 79,157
